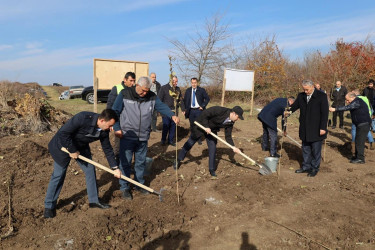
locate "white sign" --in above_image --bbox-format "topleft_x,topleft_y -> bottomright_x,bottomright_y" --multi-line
225,68 -> 254,91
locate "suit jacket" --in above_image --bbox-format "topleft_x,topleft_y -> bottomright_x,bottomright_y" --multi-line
258,98 -> 288,131
290,89 -> 329,142
183,86 -> 210,118
48,112 -> 117,168
194,106 -> 235,146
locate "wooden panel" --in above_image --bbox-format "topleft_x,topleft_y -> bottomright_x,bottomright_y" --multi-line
94,58 -> 149,90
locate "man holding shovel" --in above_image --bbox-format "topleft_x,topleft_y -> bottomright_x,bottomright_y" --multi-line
174,106 -> 243,177
44,109 -> 121,219
112,76 -> 180,200
258,97 -> 295,157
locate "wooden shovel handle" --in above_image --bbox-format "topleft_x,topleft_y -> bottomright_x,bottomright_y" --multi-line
194,121 -> 259,166
61,147 -> 156,194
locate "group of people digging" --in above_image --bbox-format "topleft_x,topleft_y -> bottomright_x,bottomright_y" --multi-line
43,74 -> 374,219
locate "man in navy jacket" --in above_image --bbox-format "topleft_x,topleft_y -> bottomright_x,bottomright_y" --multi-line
44,109 -> 121,218
182,78 -> 210,144
258,97 -> 295,157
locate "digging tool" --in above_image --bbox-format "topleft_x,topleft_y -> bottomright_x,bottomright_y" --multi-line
61,147 -> 165,201
277,128 -> 302,147
194,121 -> 273,175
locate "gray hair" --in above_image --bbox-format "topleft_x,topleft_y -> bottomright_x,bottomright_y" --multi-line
302,80 -> 314,86
150,72 -> 156,77
347,92 -> 357,99
137,76 -> 152,88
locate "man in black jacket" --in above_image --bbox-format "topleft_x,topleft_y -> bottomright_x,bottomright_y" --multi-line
175,106 -> 243,177
106,72 -> 136,163
362,79 -> 375,110
44,109 -> 121,218
150,72 -> 162,132
158,75 -> 185,146
330,92 -> 372,164
330,81 -> 347,129
286,80 -> 329,177
182,77 -> 210,144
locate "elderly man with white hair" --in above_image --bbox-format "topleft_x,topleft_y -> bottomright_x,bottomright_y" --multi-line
112,76 -> 180,200
285,80 -> 329,177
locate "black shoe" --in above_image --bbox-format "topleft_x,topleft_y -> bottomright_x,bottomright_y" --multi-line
270,153 -> 280,158
351,156 -> 356,160
339,126 -> 343,129
89,202 -> 111,209
307,170 -> 318,177
121,189 -> 133,200
209,171 -> 217,177
350,158 -> 365,164
295,168 -> 310,174
136,188 -> 149,195
331,126 -> 336,129
161,141 -> 166,146
173,160 -> 181,170
169,142 -> 176,146
44,208 -> 56,218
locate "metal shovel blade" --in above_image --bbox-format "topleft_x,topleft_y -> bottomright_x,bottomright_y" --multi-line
258,163 -> 273,175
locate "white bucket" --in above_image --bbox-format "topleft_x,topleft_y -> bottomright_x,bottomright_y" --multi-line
264,157 -> 279,173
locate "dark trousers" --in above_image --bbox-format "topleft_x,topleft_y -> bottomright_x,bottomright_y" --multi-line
302,140 -> 323,172
355,123 -> 370,161
261,122 -> 278,155
151,110 -> 158,131
161,116 -> 176,144
45,159 -> 99,209
189,109 -> 203,141
178,133 -> 218,172
332,111 -> 344,127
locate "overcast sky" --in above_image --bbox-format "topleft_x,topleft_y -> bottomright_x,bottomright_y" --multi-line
1,0 -> 374,86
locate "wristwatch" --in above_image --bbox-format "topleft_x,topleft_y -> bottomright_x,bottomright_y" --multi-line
111,166 -> 119,170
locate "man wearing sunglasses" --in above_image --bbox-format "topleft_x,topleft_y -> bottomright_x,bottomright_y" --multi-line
112,76 -> 180,200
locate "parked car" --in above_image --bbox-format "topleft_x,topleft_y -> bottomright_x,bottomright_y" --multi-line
53,83 -> 62,86
69,85 -> 85,99
59,90 -> 70,100
81,86 -> 111,104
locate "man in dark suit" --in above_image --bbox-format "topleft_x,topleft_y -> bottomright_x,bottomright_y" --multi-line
182,77 -> 210,144
174,106 -> 243,177
44,109 -> 121,218
258,97 -> 295,157
330,81 -> 347,129
150,72 -> 162,132
286,80 -> 329,177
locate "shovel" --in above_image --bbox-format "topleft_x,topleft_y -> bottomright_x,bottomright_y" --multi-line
277,128 -> 302,147
194,121 -> 273,175
61,147 -> 164,201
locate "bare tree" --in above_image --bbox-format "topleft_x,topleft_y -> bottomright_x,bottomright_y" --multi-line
168,13 -> 232,85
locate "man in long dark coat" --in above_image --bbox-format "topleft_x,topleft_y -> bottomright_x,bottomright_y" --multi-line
287,80 -> 329,177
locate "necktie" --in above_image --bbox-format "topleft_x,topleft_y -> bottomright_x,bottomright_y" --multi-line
307,95 -> 311,103
192,89 -> 196,107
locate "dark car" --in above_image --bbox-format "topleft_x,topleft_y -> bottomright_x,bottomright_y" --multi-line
81,86 -> 111,104
52,83 -> 62,86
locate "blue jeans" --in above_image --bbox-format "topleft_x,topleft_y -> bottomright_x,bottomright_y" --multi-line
119,139 -> 148,191
161,115 -> 176,144
301,140 -> 323,172
44,159 -> 99,209
351,124 -> 374,143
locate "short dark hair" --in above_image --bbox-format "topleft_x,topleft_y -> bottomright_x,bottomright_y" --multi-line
368,79 -> 374,84
124,72 -> 136,80
99,109 -> 118,122
191,77 -> 198,82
